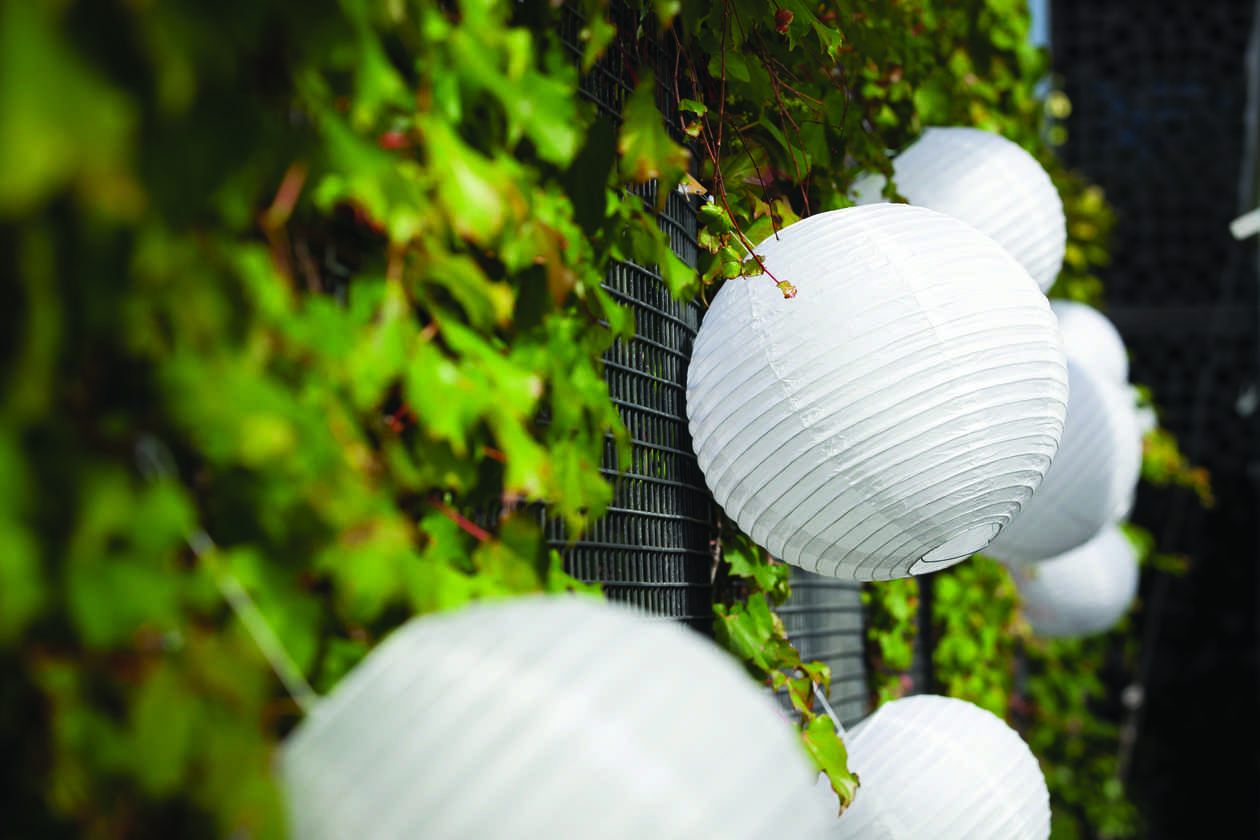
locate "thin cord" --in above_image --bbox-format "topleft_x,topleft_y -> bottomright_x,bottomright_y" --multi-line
813,681 -> 848,740
135,436 -> 318,715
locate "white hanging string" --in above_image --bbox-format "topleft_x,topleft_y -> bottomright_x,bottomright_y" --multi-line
812,680 -> 848,741
135,435 -> 318,715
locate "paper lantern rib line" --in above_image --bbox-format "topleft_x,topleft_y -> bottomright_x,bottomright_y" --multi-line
749,423 -> 1063,547
805,478 -> 1048,580
696,357 -> 1067,489
695,276 -> 1057,369
688,281 -> 1050,402
744,411 -> 1064,512
722,431 -> 1062,556
787,485 -> 1049,582
687,291 -> 1061,418
716,377 -> 1066,529
784,474 -> 1042,565
688,290 -> 1064,415
688,335 -> 1065,458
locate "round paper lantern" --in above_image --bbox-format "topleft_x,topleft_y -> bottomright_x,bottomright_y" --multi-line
819,694 -> 1049,839
850,127 -> 1067,291
985,358 -> 1143,563
686,203 -> 1068,581
279,596 -> 828,840
1011,526 -> 1140,638
1050,299 -> 1129,385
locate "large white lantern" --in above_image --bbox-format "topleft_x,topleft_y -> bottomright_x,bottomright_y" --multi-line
850,127 -> 1067,292
686,204 -> 1069,581
280,596 -> 829,840
1050,299 -> 1129,385
819,694 -> 1050,839
1011,526 -> 1140,638
986,358 -> 1143,563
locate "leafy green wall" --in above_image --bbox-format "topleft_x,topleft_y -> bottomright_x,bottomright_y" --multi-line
1,0 -> 1201,836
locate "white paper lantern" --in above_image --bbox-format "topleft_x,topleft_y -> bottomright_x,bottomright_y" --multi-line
1011,526 -> 1140,638
985,358 -> 1143,563
1050,299 -> 1129,385
850,127 -> 1067,291
819,694 -> 1049,839
280,596 -> 828,840
686,203 -> 1069,581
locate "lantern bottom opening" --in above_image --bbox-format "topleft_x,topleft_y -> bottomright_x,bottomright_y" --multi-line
908,523 -> 1000,574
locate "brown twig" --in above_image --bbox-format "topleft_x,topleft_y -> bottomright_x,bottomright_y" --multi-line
668,6 -> 798,298
428,496 -> 492,542
258,161 -> 310,286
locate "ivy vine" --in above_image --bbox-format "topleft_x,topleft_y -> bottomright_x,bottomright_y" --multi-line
1,0 -> 1212,836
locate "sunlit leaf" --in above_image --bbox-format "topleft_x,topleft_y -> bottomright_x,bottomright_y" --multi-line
0,0 -> 137,215
617,73 -> 691,192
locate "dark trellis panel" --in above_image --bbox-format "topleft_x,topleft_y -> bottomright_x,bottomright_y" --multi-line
775,572 -> 933,728
776,569 -> 870,727
1051,1 -> 1260,835
549,6 -> 716,632
1051,0 -> 1260,479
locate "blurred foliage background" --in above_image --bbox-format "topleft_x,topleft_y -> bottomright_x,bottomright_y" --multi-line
0,0 -> 1205,837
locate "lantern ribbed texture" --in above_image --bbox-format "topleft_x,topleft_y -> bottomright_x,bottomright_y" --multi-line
986,358 -> 1143,563
686,204 -> 1069,581
1050,299 -> 1129,385
1011,526 -> 1140,638
821,695 -> 1050,839
279,596 -> 828,840
850,127 -> 1067,291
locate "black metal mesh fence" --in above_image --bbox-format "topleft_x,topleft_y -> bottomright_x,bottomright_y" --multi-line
1051,1 -> 1260,833
777,569 -> 870,727
550,6 -> 716,632
1051,0 -> 1260,478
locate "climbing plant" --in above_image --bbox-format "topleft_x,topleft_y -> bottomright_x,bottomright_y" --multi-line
2,0 -> 693,835
2,0 -> 1209,836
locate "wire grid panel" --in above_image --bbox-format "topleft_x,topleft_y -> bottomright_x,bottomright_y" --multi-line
1051,0 -> 1257,309
1051,0 -> 1260,478
774,568 -> 870,728
1050,6 -> 1260,834
549,6 -> 716,631
1119,317 -> 1260,474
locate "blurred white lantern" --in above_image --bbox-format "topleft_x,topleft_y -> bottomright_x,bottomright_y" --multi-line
1011,526 -> 1140,638
280,596 -> 828,840
819,694 -> 1049,839
1050,299 -> 1129,385
986,358 -> 1142,562
687,204 -> 1068,581
850,127 -> 1067,292
1046,299 -> 1143,521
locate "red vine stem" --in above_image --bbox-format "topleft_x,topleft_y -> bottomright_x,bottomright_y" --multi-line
428,496 -> 492,542
670,18 -> 797,298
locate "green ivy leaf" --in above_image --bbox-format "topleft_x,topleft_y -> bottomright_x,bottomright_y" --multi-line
713,599 -> 775,674
617,72 -> 690,193
0,0 -> 137,216
129,662 -> 197,796
802,716 -> 859,813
